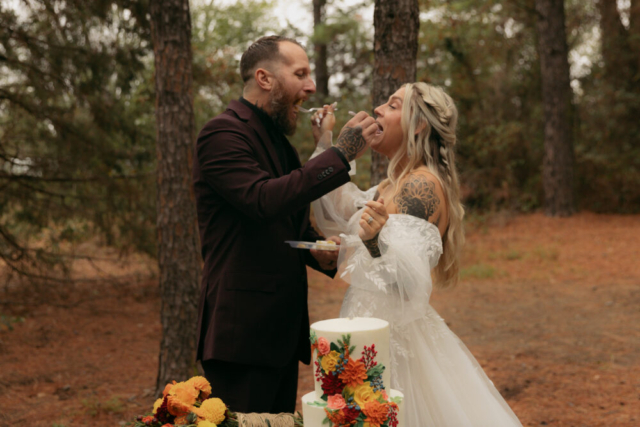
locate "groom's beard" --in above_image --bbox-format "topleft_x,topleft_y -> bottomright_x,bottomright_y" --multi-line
269,79 -> 297,136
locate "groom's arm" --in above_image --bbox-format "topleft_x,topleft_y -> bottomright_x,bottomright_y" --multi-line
196,116 -> 351,222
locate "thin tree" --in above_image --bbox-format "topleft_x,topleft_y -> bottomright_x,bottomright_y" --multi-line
150,0 -> 202,393
535,0 -> 575,216
313,0 -> 329,103
371,0 -> 419,186
597,0 -> 636,86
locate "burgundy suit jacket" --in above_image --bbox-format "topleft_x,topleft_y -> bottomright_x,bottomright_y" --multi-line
193,100 -> 350,368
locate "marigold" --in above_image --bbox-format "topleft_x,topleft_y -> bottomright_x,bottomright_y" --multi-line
338,358 -> 368,388
198,421 -> 218,427
320,350 -> 341,373
169,381 -> 199,406
167,395 -> 193,417
187,376 -> 212,400
363,400 -> 389,427
163,380 -> 177,397
195,397 -> 227,425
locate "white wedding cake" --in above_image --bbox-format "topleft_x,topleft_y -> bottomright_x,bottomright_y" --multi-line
301,317 -> 404,427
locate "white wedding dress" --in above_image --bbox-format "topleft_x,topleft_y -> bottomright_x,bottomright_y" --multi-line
310,140 -> 522,427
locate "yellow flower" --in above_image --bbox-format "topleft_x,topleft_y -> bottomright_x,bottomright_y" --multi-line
198,421 -> 218,427
195,397 -> 227,425
346,382 -> 380,409
320,350 -> 341,373
153,397 -> 164,414
187,376 -> 212,399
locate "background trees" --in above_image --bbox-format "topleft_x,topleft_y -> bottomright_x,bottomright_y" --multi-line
370,0 -> 420,186
1,0 -> 639,388
149,0 -> 201,393
535,0 -> 575,216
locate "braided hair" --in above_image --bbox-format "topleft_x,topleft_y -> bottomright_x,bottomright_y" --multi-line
386,82 -> 465,288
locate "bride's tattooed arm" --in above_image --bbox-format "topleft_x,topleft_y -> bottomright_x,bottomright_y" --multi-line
335,126 -> 366,162
363,234 -> 382,258
393,174 -> 442,226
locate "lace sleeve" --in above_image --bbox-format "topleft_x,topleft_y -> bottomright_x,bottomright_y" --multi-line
337,215 -> 443,326
310,131 -> 375,237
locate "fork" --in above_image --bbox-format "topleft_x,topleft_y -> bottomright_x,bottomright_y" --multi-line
297,106 -> 339,113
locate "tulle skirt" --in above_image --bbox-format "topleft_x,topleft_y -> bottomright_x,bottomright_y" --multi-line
340,287 -> 522,427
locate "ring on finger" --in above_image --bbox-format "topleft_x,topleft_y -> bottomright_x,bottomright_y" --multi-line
367,216 -> 374,224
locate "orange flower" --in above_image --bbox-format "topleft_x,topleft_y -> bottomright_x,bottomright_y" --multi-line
167,395 -> 193,417
338,358 -> 368,388
163,380 -> 177,397
187,376 -> 212,400
141,416 -> 154,423
362,400 -> 389,427
325,408 -> 348,426
169,382 -> 199,406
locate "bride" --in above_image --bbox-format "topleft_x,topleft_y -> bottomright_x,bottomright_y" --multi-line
309,83 -> 522,426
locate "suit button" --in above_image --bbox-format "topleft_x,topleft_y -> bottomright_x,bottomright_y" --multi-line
317,174 -> 323,180
328,167 -> 334,173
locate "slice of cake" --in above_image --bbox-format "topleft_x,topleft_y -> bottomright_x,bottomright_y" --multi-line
301,317 -> 404,427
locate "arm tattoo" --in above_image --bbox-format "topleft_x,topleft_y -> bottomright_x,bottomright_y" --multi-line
363,234 -> 381,258
335,126 -> 366,162
393,175 -> 441,222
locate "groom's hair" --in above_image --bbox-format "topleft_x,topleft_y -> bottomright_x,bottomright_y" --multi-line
240,35 -> 303,83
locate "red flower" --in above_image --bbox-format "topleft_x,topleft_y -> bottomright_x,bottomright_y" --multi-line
154,397 -> 175,425
342,406 -> 361,423
321,372 -> 345,397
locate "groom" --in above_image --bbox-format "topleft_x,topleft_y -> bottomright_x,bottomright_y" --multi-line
193,36 -> 377,414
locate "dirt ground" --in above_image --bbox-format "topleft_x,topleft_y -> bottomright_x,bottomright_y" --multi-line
0,212 -> 638,426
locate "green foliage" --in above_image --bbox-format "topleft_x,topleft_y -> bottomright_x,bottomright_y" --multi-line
419,0 -> 640,212
1,0 -> 637,290
0,0 -> 156,282
418,0 -> 545,211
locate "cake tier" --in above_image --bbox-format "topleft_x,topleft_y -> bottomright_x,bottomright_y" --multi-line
311,317 -> 391,400
301,389 -> 404,427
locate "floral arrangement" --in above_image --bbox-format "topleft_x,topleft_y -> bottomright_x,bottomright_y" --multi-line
310,332 -> 400,427
131,376 -> 238,427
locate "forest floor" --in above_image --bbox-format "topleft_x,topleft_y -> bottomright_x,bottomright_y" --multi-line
0,212 -> 638,427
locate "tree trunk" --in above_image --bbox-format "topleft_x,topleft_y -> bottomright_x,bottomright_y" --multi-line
150,0 -> 201,394
597,0 -> 634,85
629,0 -> 640,78
535,0 -> 575,216
371,0 -> 419,186
313,0 -> 329,102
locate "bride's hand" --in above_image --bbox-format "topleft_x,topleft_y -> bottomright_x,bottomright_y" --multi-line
311,105 -> 336,145
359,197 -> 388,241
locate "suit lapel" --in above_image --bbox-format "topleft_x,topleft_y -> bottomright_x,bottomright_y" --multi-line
228,100 -> 284,177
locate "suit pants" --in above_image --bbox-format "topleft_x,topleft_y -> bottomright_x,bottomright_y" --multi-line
201,357 -> 299,414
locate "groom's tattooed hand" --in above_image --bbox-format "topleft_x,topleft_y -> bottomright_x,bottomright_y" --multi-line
363,233 -> 382,258
335,126 -> 366,162
393,174 -> 441,224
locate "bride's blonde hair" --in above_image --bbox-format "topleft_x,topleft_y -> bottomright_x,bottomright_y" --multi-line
385,82 -> 465,289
